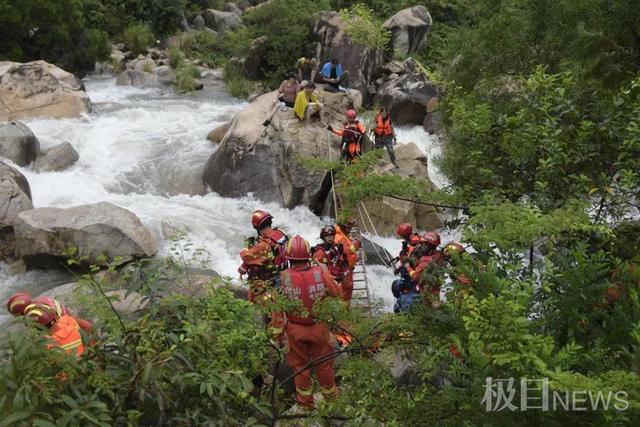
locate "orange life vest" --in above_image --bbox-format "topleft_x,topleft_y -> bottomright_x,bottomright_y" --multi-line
49,315 -> 84,357
374,114 -> 393,136
334,225 -> 358,269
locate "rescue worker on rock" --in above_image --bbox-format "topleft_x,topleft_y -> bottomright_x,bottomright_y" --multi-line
373,106 -> 398,167
6,294 -> 88,357
333,218 -> 360,301
328,109 -> 366,164
238,210 -> 289,304
278,235 -> 342,411
404,231 -> 444,307
313,225 -> 349,283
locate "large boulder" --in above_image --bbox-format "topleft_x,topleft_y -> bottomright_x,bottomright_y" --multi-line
207,121 -> 232,144
0,161 -> 33,261
203,89 -> 362,216
0,60 -> 91,120
242,36 -> 268,79
383,6 -> 433,57
375,58 -> 439,126
361,143 -> 442,235
14,202 -> 159,269
311,11 -> 384,100
33,142 -> 79,172
193,14 -> 206,31
203,9 -> 242,33
154,65 -> 177,85
0,121 -> 40,166
116,70 -> 158,87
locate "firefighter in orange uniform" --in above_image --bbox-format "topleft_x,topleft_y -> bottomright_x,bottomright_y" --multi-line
7,293 -> 93,333
333,218 -> 360,301
328,109 -> 367,163
313,225 -> 349,283
404,231 -> 445,306
279,235 -> 343,410
22,301 -> 85,357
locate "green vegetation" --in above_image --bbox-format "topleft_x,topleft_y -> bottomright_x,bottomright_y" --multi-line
123,23 -> 155,56
175,63 -> 200,92
339,3 -> 390,50
168,46 -> 184,69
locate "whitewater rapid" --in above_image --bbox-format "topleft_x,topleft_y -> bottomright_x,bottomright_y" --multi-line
1,77 -> 445,312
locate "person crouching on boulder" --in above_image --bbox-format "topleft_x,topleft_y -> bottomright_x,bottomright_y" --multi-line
293,82 -> 326,128
328,109 -> 366,164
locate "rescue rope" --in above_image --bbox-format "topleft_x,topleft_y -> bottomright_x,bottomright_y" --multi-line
381,194 -> 467,210
356,202 -> 395,267
325,129 -> 339,219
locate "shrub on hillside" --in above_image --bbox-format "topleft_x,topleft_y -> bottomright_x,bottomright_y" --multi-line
123,23 -> 155,56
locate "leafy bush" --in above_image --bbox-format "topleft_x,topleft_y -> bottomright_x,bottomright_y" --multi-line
339,3 -> 390,50
176,63 -> 201,92
168,46 -> 185,69
223,63 -> 257,99
123,23 -> 155,56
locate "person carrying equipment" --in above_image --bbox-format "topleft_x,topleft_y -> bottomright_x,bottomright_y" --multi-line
328,110 -> 366,164
404,231 -> 445,306
373,106 -> 398,167
333,218 -> 360,301
239,210 -> 289,304
278,235 -> 342,410
313,225 -> 349,283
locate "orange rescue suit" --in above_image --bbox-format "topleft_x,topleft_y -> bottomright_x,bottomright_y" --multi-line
279,264 -> 342,408
374,113 -> 394,136
49,315 -> 85,357
333,225 -> 359,301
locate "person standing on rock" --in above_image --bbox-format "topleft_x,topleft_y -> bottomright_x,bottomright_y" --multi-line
373,106 -> 398,167
278,235 -> 342,411
328,109 -> 366,163
321,58 -> 350,93
293,82 -> 327,128
313,225 -> 349,285
296,54 -> 318,86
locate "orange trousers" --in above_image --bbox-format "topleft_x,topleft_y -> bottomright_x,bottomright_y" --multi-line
341,272 -> 354,301
286,322 -> 338,408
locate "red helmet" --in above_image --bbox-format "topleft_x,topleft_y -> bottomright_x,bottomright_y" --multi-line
443,242 -> 465,259
6,292 -> 32,316
345,109 -> 357,120
251,210 -> 273,230
422,231 -> 441,247
340,217 -> 356,232
396,223 -> 413,238
24,303 -> 59,327
284,235 -> 311,260
320,225 -> 336,238
32,296 -> 66,317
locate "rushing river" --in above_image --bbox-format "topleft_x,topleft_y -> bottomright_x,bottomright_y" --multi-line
0,76 -> 447,314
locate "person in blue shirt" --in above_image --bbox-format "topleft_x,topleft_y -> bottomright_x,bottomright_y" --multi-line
321,58 -> 350,93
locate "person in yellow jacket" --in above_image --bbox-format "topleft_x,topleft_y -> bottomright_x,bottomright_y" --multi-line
333,218 -> 361,301
293,82 -> 326,128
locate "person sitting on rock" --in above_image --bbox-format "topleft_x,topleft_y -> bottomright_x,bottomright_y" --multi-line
293,82 -> 326,127
321,58 -> 350,93
296,54 -> 318,86
373,106 -> 398,167
263,72 -> 300,126
328,109 -> 366,163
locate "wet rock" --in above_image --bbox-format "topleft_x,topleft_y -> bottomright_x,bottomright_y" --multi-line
0,121 -> 40,166
207,121 -> 232,144
14,202 -> 159,269
0,60 -> 91,120
116,69 -> 158,87
33,142 -> 79,172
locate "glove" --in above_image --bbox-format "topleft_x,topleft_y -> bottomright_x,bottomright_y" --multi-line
327,125 -> 333,131
238,265 -> 247,275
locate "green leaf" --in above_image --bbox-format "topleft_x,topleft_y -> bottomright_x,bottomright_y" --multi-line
0,411 -> 31,427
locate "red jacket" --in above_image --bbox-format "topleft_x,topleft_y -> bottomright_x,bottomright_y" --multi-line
406,252 -> 444,293
280,264 -> 342,325
239,228 -> 289,280
313,242 -> 348,280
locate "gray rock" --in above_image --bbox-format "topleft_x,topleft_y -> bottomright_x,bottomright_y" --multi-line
0,161 -> 33,261
154,65 -> 177,85
133,58 -> 157,73
0,60 -> 91,121
311,11 -> 385,102
14,202 -> 159,268
383,5 -> 433,56
224,2 -> 243,15
116,70 -> 158,87
33,142 -> 79,172
0,121 -> 40,166
375,58 -> 439,126
203,9 -> 242,33
242,36 -> 268,79
193,14 -> 206,30
361,236 -> 393,266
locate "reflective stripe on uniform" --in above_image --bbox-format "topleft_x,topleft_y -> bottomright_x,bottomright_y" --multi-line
59,339 -> 82,351
296,386 -> 314,396
320,384 -> 338,397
